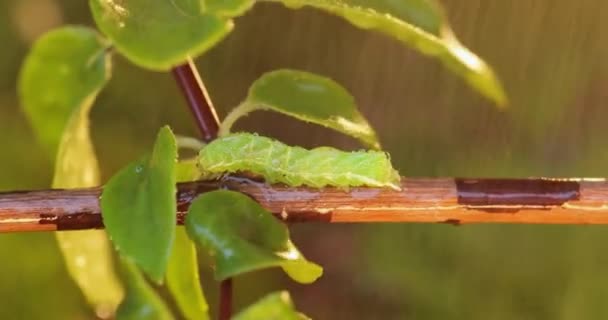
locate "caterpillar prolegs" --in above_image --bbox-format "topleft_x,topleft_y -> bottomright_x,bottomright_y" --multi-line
198,133 -> 401,189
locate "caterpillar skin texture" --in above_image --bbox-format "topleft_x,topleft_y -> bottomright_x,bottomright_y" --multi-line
198,133 -> 401,190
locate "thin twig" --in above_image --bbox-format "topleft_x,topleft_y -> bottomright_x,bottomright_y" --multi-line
218,278 -> 232,320
172,59 -> 229,319
172,59 -> 220,142
2,178 -> 608,233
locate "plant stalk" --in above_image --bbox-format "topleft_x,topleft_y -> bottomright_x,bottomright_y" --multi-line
172,59 -> 231,319
218,278 -> 233,320
172,59 -> 220,142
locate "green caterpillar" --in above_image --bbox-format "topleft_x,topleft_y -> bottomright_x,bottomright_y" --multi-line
198,133 -> 401,189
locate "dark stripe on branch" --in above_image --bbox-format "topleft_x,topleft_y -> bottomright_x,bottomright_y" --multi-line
1,177 -> 608,233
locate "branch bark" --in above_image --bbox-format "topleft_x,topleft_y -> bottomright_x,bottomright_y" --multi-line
2,177 -> 608,233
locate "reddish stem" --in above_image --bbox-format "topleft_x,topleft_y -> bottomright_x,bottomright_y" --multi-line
218,278 -> 233,320
172,60 -> 230,319
172,59 -> 220,142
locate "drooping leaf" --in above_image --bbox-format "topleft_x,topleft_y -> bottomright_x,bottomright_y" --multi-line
101,126 -> 178,283
19,26 -> 123,317
220,70 -> 381,149
19,26 -> 110,157
264,0 -> 507,105
232,291 -> 310,320
166,227 -> 209,320
186,190 -> 322,283
116,259 -> 174,320
89,0 -> 233,70
198,133 -> 401,189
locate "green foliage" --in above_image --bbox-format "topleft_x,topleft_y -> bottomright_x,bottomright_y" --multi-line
87,0 -> 504,102
89,0 -> 232,70
220,69 -> 381,149
117,260 -> 174,320
186,190 -> 323,283
233,291 -> 310,320
101,126 -> 178,283
14,0 -> 512,318
198,133 -> 401,189
19,26 -> 123,316
18,26 -> 110,157
265,0 -> 506,105
166,227 -> 209,320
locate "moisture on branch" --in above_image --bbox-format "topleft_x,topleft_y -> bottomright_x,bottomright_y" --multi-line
1,177 -> 607,233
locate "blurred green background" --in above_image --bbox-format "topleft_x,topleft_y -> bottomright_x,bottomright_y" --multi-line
2,0 -> 608,319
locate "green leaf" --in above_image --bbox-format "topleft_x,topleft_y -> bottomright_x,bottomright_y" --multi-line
89,0 -> 233,70
198,133 -> 401,189
186,190 -> 322,283
166,227 -> 209,320
19,26 -> 124,317
204,0 -> 255,17
19,26 -> 110,157
220,70 -> 381,149
265,0 -> 507,105
117,259 -> 174,320
232,291 -> 310,320
101,126 -> 178,283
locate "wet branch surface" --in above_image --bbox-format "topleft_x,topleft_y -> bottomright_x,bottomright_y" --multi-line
2,177 -> 608,233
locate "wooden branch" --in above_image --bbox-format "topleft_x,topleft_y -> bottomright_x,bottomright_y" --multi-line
2,177 -> 608,233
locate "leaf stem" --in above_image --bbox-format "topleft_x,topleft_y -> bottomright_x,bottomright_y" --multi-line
217,102 -> 257,137
172,59 -> 232,320
172,59 -> 220,142
218,278 -> 233,320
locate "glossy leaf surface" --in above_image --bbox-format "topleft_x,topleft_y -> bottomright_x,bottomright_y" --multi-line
101,126 -> 178,283
221,70 -> 380,149
186,190 -> 322,283
266,0 -> 507,105
89,0 -> 232,70
19,26 -> 110,156
232,291 -> 309,320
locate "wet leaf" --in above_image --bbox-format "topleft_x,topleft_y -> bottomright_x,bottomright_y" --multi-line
89,0 -> 232,70
101,126 -> 178,283
185,190 -> 322,283
220,70 -> 381,149
116,259 -> 174,320
232,291 -> 310,320
167,227 -> 209,320
19,26 -> 123,317
19,26 -> 110,157
266,0 -> 507,105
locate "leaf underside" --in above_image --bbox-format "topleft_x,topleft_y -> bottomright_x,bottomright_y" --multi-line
19,26 -> 124,316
